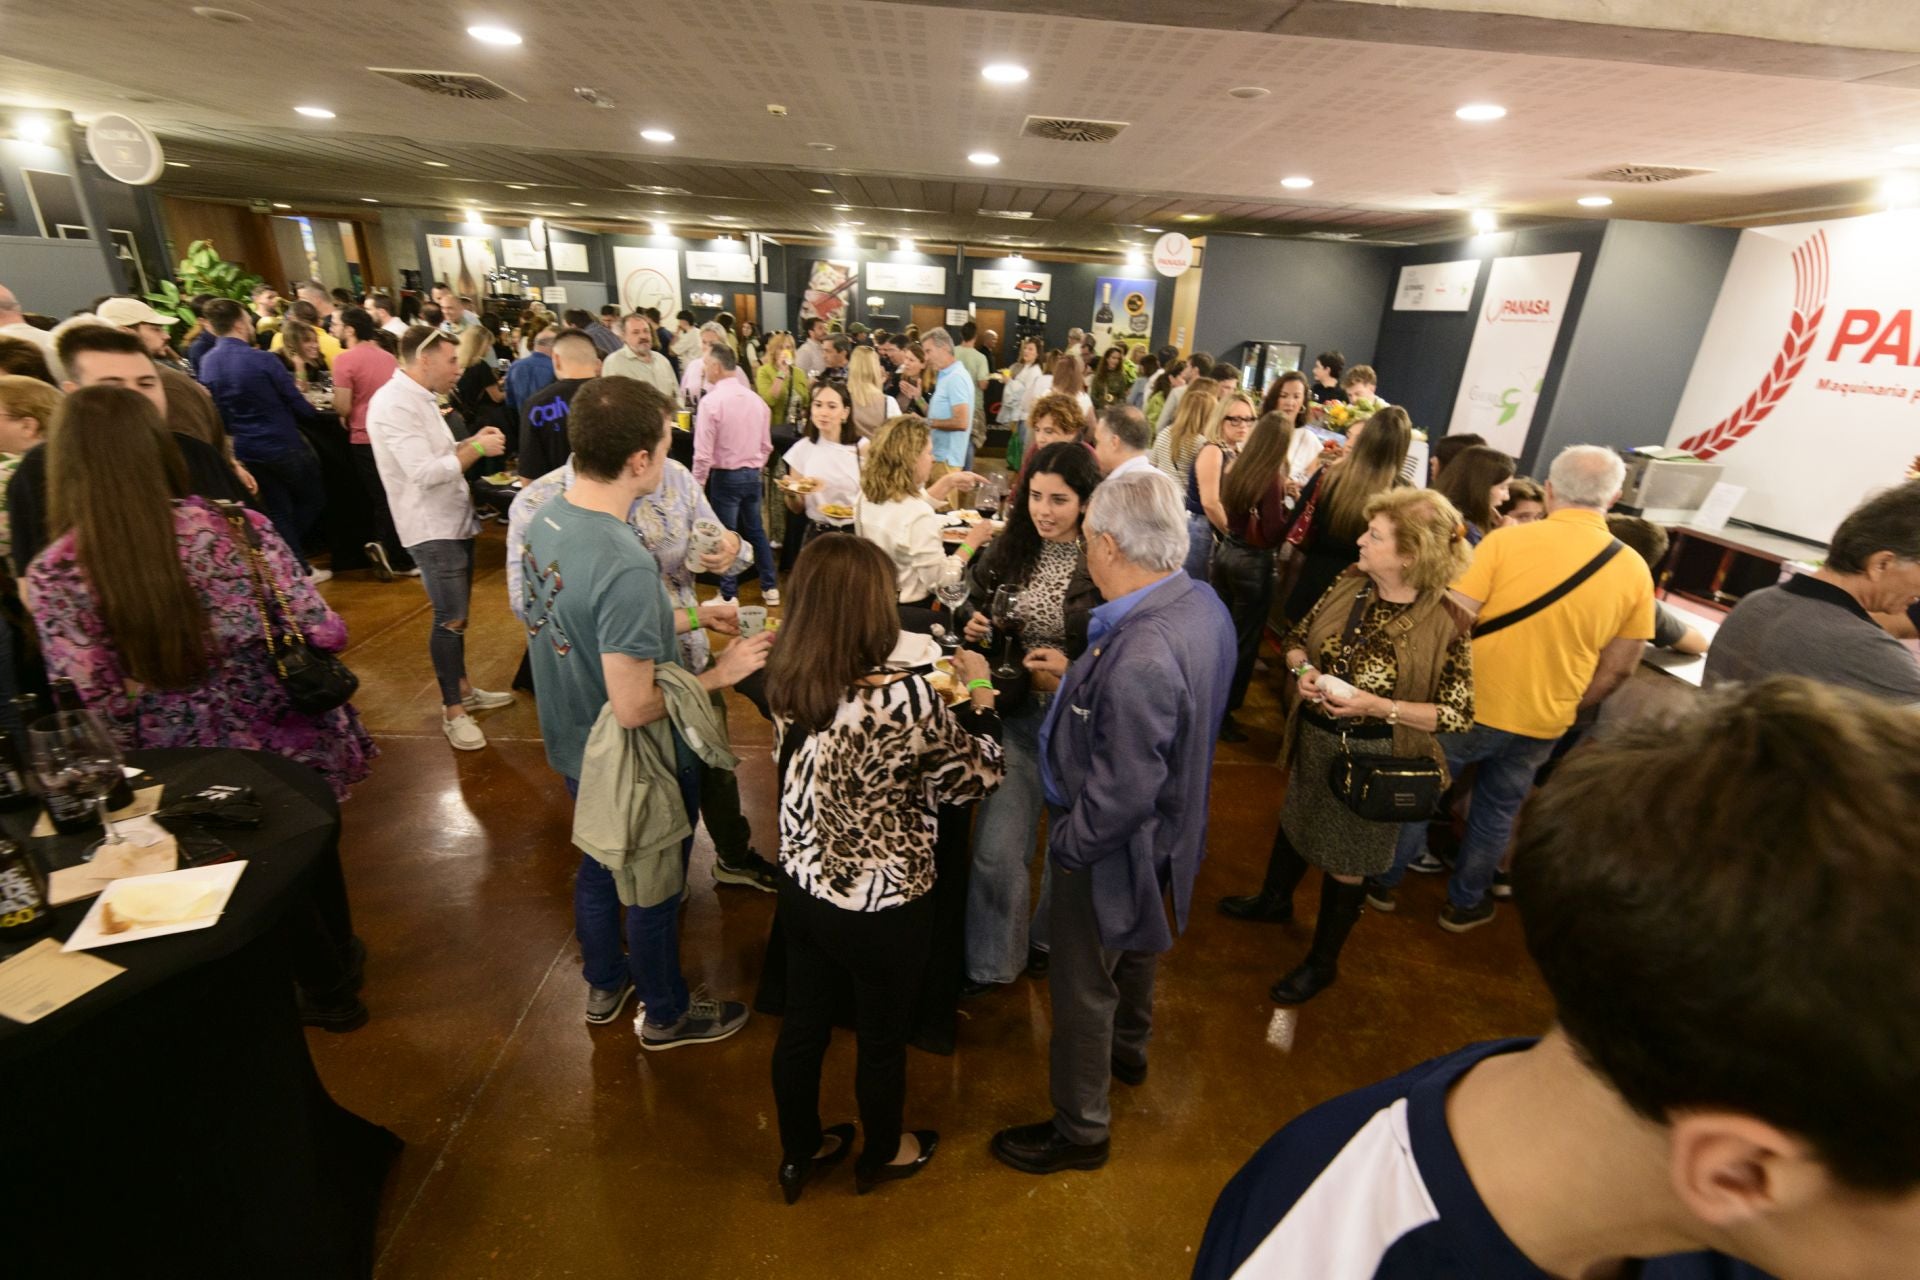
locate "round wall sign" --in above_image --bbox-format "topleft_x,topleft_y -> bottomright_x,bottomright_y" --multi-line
1152,232 -> 1194,278
85,114 -> 165,185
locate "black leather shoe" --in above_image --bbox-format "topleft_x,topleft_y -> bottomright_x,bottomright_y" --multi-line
855,1129 -> 938,1195
1024,946 -> 1050,979
296,987 -> 369,1033
958,978 -> 998,1000
1269,962 -> 1337,1005
991,1120 -> 1110,1175
778,1122 -> 854,1205
1218,891 -> 1294,923
1111,1056 -> 1147,1087
1218,716 -> 1249,743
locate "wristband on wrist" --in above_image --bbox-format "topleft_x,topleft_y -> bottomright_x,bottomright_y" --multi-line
966,678 -> 994,692
956,544 -> 974,561
1292,662 -> 1315,678
686,606 -> 700,632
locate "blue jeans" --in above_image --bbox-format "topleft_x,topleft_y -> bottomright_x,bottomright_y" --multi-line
245,446 -> 324,572
566,760 -> 702,1028
963,700 -> 1053,983
1183,511 -> 1214,584
707,466 -> 777,596
407,538 -> 475,706
1378,722 -> 1558,909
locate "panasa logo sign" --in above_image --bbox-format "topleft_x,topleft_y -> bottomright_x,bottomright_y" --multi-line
1484,296 -> 1554,324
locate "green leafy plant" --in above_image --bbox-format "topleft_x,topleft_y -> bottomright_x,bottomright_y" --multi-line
145,240 -> 264,337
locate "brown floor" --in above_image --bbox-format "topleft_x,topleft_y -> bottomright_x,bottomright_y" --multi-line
309,524 -> 1554,1279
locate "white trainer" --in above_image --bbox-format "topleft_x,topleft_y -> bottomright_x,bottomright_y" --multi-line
462,687 -> 516,711
763,588 -> 781,606
307,567 -> 334,584
443,714 -> 486,751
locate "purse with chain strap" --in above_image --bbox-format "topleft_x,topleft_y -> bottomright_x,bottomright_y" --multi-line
216,503 -> 359,716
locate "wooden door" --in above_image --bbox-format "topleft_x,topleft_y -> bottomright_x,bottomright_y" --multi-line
910,304 -> 947,338
731,292 -> 758,329
973,307 -> 1007,362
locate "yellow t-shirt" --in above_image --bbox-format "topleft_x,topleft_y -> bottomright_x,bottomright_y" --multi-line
1452,508 -> 1654,739
269,326 -> 343,360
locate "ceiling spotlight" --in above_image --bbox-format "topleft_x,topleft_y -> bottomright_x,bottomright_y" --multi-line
1142,226 -> 1163,233
568,201 -> 587,207
1280,176 -> 1313,190
294,105 -> 335,119
806,142 -> 837,152
465,208 -> 484,223
506,183 -> 528,190
640,128 -> 675,143
833,204 -> 852,211
982,63 -> 1030,84
166,161 -> 190,169
1577,195 -> 1614,208
1455,103 -> 1507,122
968,151 -> 1000,166
1007,250 -> 1025,262
361,197 -> 379,203
424,160 -> 448,167
1125,248 -> 1145,269
14,116 -> 52,145
651,220 -> 670,236
1470,208 -> 1500,232
466,24 -> 522,45
809,187 -> 834,194
899,237 -> 915,253
834,230 -> 856,249
1885,172 -> 1920,209
272,202 -> 291,209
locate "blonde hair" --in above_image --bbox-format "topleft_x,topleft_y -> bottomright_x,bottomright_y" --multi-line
1205,389 -> 1259,446
456,324 -> 493,369
0,374 -> 60,437
1164,378 -> 1222,466
1364,487 -> 1471,594
860,415 -> 931,504
763,332 -> 795,365
847,345 -> 886,409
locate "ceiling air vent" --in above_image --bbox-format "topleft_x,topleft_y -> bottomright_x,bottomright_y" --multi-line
1580,164 -> 1714,184
573,86 -> 617,109
369,69 -> 524,103
1021,115 -> 1128,144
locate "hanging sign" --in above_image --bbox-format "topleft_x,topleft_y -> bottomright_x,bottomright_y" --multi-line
1152,232 -> 1194,278
85,114 -> 164,186
972,268 -> 1052,301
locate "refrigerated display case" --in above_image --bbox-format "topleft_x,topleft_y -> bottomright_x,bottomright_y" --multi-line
1237,340 -> 1306,396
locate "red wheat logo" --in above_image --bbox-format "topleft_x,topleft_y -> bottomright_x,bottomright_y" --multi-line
1679,231 -> 1829,459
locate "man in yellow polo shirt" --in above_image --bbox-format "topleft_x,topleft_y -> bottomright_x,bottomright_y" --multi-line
1370,445 -> 1654,931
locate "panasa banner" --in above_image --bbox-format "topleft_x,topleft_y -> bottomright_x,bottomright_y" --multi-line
1663,211 -> 1920,543
1447,252 -> 1582,454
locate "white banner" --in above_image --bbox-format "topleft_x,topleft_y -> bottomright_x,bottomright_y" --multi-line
549,241 -> 589,274
1448,252 -> 1582,453
685,250 -> 755,283
1664,211 -> 1920,543
613,246 -> 680,318
971,268 -> 1051,301
501,239 -> 545,270
1394,259 -> 1480,311
865,261 -> 946,294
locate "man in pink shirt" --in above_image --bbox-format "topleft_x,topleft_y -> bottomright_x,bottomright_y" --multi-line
331,307 -> 414,577
693,343 -> 777,603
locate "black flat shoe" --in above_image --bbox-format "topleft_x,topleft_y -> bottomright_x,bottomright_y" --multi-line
855,1129 -> 938,1195
1024,946 -> 1050,979
1269,962 -> 1337,1005
958,978 -> 998,999
1111,1055 -> 1147,1087
1218,717 -> 1249,744
990,1120 -> 1110,1175
1218,891 -> 1294,923
778,1122 -> 854,1205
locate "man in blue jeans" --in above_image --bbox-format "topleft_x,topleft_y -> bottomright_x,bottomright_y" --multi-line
1369,446 -> 1654,931
691,343 -> 778,604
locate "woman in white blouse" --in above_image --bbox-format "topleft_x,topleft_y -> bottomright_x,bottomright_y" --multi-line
854,415 -> 991,606
783,383 -> 863,549
994,337 -> 1044,434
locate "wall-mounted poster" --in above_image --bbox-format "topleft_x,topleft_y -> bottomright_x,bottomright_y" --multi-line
425,234 -> 497,301
972,268 -> 1052,301
1090,275 -> 1156,351
866,261 -> 946,294
685,250 -> 755,283
1394,259 -> 1481,311
549,240 -> 590,274
613,245 -> 680,317
799,259 -> 858,326
501,238 -> 546,270
1447,252 -> 1582,454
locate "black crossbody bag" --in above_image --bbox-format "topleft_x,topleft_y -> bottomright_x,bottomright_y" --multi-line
1471,539 -> 1626,638
217,502 -> 360,716
1324,586 -> 1448,823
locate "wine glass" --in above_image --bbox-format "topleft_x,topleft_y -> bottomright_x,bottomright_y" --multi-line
28,711 -> 126,862
990,585 -> 1024,680
934,561 -> 970,653
976,488 -> 999,521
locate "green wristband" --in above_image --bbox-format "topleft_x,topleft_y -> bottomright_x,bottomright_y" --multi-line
686,606 -> 700,631
966,678 -> 994,692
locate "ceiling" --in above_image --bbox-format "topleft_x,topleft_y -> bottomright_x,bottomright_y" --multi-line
4,0 -> 1920,253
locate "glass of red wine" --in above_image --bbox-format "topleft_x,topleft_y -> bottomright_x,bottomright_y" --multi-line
28,712 -> 127,862
990,585 -> 1024,680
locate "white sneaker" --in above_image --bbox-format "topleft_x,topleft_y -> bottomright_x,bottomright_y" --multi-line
462,687 -> 515,711
442,714 -> 486,751
307,567 -> 333,584
763,588 -> 781,606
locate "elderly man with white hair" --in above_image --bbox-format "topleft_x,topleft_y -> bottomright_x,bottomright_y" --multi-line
991,469 -> 1235,1177
679,321 -> 745,406
1371,444 -> 1655,932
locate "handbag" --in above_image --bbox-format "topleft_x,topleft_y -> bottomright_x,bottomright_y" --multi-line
1321,585 -> 1445,822
216,503 -> 360,716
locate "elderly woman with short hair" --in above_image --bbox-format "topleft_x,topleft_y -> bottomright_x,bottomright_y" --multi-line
1220,487 -> 1475,1005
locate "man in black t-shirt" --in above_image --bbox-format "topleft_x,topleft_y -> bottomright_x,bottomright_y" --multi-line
516,329 -> 602,482
1309,349 -> 1348,403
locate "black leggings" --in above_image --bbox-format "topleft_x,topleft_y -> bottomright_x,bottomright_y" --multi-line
1211,538 -> 1276,712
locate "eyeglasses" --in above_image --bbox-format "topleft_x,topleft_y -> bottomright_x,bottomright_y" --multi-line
1223,414 -> 1256,425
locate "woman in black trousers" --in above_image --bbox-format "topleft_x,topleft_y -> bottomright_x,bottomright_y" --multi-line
765,536 -> 1004,1202
1208,401 -> 1301,729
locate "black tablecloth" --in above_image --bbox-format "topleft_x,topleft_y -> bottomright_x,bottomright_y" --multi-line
300,412 -> 379,572
0,749 -> 400,1278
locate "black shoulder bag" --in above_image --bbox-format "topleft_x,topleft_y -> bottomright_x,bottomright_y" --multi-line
1324,586 -> 1448,823
216,503 -> 360,716
1471,539 -> 1626,638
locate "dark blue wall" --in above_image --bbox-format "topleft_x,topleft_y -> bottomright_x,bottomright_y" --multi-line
1191,235 -> 1398,375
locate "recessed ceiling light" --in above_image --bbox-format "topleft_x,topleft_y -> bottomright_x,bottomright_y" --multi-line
807,142 -> 837,152
466,24 -> 522,45
424,160 -> 448,167
711,214 -> 736,221
1894,143 -> 1920,156
191,6 -> 252,22
506,183 -> 528,190
167,161 -> 190,169
968,151 -> 1000,166
294,105 -> 335,119
899,237 -> 915,253
465,207 -> 484,223
361,197 -> 379,203
1470,208 -> 1499,232
834,230 -> 856,248
1177,213 -> 1207,222
1280,176 -> 1313,190
272,202 -> 291,209
1142,226 -> 1163,233
1577,195 -> 1613,208
1227,86 -> 1270,100
845,220 -> 864,226
982,63 -> 1029,84
809,187 -> 834,194
651,220 -> 670,235
1455,103 -> 1507,122
640,128 -> 675,143
833,204 -> 852,211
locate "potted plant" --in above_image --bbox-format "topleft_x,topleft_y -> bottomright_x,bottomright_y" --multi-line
145,240 -> 264,338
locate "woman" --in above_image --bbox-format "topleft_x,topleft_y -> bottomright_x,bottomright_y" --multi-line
25,387 -> 375,799
1497,476 -> 1546,526
886,342 -> 930,417
1435,445 -> 1516,546
767,535 -> 1003,1202
1150,376 -> 1220,489
1089,345 -> 1132,411
736,319 -> 763,375
1219,488 -> 1473,1004
1143,357 -> 1185,429
330,309 -> 412,577
846,346 -> 900,439
958,442 -> 1103,992
855,416 -> 989,606
1126,353 -> 1159,410
0,375 -> 56,564
1181,388 -> 1253,587
1046,354 -> 1095,429
1209,407 -> 1298,740
757,331 -> 811,430
453,324 -> 510,435
281,318 -> 329,388
995,337 -> 1044,444
783,382 -> 862,546
1280,406 -> 1413,624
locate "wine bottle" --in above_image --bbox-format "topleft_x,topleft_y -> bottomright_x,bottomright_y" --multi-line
0,839 -> 51,943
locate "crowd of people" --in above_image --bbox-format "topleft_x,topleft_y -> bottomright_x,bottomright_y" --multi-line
3,267 -> 1919,1276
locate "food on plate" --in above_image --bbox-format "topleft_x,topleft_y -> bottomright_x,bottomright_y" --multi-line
940,527 -> 968,542
99,881 -> 223,934
780,475 -> 822,493
819,502 -> 854,520
946,509 -> 982,524
925,662 -> 967,705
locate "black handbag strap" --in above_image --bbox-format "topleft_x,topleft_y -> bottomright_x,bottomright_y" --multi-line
1472,539 -> 1626,639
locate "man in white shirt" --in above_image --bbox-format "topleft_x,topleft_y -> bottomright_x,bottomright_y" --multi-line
368,293 -> 409,337
366,326 -> 515,752
602,312 -> 679,400
431,282 -> 475,333
670,309 -> 703,366
1091,405 -> 1154,478
795,315 -> 828,377
0,283 -> 58,373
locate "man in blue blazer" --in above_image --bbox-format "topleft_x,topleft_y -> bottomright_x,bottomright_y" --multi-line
991,469 -> 1236,1175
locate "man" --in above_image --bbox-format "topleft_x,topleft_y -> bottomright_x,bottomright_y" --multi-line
817,333 -> 852,390
1091,405 -> 1153,478
1198,677 -> 1920,1280
430,282 -> 473,332
367,326 -> 513,751
295,280 -> 337,336
680,322 -> 745,406
8,323 -> 250,574
0,284 -> 58,371
1370,445 -> 1655,929
1157,351 -> 1214,432
1065,326 -> 1087,352
96,296 -> 189,372
956,323 -> 991,454
583,305 -> 623,359
184,294 -> 219,374
875,331 -> 901,374
368,293 -> 408,338
327,304 -> 415,579
517,329 -> 602,484
248,282 -> 283,349
1310,349 -> 1348,403
504,326 -> 557,416
922,328 -> 976,480
523,376 -> 770,1039
671,309 -> 703,367
1705,479 -> 1920,701
991,471 -> 1235,1176
91,301 -> 236,470
270,300 -> 343,361
794,315 -> 828,377
1342,362 -> 1380,403
602,312 -> 679,399
692,344 -> 777,605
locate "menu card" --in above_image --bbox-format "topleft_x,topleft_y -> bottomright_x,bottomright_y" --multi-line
0,938 -> 123,1023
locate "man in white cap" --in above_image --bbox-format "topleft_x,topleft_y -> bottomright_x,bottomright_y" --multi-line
95,296 -> 192,375
0,284 -> 57,371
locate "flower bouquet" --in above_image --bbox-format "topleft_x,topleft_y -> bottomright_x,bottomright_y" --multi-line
1317,396 -> 1387,434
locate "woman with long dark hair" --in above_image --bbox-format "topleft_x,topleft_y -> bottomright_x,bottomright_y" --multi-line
1089,345 -> 1131,411
886,341 -> 930,417
1210,407 -> 1299,737
782,381 -> 861,546
1280,406 -> 1413,623
767,535 -> 1002,1203
958,441 -> 1104,992
1434,444 -> 1516,545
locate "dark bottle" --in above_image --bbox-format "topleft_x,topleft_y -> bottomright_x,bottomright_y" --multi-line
0,839 -> 52,943
44,681 -> 135,812
0,729 -> 33,812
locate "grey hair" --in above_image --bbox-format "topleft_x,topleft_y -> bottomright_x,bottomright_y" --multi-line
532,328 -> 556,350
922,327 -> 955,354
705,342 -> 739,372
1827,479 -> 1920,573
1098,404 -> 1151,452
1547,445 -> 1627,509
1085,470 -> 1187,573
699,321 -> 727,339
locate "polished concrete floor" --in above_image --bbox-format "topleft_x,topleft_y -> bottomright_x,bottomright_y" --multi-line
309,525 -> 1554,1279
